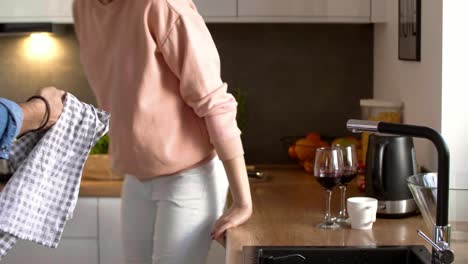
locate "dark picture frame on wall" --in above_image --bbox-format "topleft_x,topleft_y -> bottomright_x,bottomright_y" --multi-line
399,0 -> 421,61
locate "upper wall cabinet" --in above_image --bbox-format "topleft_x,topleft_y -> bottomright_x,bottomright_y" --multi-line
0,0 -> 73,23
238,0 -> 371,23
0,0 -> 385,24
0,0 -> 234,23
193,0 -> 237,17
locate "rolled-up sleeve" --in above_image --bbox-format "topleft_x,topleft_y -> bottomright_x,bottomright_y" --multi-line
159,14 -> 244,161
0,99 -> 23,159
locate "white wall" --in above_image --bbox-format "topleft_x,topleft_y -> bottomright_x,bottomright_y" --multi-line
374,1 -> 468,222
442,1 -> 468,190
373,0 -> 443,171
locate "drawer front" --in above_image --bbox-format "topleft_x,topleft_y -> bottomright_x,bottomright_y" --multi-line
239,0 -> 370,17
99,198 -> 124,264
193,0 -> 237,17
2,239 -> 98,264
62,198 -> 98,238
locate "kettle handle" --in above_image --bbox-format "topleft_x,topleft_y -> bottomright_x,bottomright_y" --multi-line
372,141 -> 388,195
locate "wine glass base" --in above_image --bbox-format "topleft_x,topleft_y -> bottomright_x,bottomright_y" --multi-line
334,217 -> 350,225
316,221 -> 340,229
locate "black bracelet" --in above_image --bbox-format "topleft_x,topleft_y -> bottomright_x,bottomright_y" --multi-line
26,95 -> 50,132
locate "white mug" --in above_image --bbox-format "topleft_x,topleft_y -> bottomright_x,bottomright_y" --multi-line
347,197 -> 378,230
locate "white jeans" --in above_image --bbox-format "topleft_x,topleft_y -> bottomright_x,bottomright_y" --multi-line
121,157 -> 229,264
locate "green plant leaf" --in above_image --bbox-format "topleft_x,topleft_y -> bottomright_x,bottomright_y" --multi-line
232,88 -> 247,132
90,134 -> 109,155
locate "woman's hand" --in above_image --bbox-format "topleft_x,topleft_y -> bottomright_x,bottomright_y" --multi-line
211,156 -> 253,247
36,86 -> 66,129
210,202 -> 252,247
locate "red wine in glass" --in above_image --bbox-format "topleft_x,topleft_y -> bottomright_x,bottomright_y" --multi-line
315,172 -> 341,190
314,147 -> 343,229
340,169 -> 358,185
335,144 -> 358,225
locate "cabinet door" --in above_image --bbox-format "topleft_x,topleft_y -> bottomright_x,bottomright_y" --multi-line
239,0 -> 370,18
0,198 -> 99,264
0,0 -> 51,21
0,0 -> 73,23
48,0 -> 74,23
2,239 -> 99,264
192,0 -> 236,17
62,198 -> 98,238
99,198 -> 125,264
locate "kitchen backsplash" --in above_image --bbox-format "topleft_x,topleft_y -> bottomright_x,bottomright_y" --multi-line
0,27 -> 94,104
0,24 -> 373,164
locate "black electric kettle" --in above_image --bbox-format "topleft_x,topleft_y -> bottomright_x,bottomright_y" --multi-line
365,134 -> 419,218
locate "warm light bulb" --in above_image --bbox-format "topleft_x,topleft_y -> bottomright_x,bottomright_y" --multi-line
25,32 -> 56,60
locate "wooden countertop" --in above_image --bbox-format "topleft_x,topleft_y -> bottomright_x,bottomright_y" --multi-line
77,166 -> 467,263
79,179 -> 123,197
0,180 -> 122,197
226,166 -> 468,264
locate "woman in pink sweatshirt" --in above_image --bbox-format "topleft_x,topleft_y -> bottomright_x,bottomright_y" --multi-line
73,0 -> 252,263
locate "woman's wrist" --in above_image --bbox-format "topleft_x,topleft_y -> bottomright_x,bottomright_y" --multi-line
232,200 -> 253,212
221,156 -> 253,210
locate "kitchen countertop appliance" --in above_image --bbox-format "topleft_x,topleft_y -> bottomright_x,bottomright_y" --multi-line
347,119 -> 455,264
365,134 -> 419,217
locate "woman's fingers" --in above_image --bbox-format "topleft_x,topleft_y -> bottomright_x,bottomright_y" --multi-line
210,204 -> 252,246
215,233 -> 226,248
211,217 -> 231,240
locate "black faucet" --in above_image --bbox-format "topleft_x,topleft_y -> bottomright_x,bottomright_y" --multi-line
346,119 -> 454,264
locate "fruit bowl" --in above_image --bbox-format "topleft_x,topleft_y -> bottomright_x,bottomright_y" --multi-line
281,134 -> 330,173
281,133 -> 363,173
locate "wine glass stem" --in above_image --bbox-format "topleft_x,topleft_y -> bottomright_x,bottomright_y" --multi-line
339,185 -> 347,219
324,189 -> 333,224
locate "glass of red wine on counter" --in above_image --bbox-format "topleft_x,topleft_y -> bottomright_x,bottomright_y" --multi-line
334,144 -> 358,225
313,147 -> 344,229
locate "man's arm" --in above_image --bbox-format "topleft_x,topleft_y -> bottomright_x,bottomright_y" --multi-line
0,98 -> 23,160
0,87 -> 65,160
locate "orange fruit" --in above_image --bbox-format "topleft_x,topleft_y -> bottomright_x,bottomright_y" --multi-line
295,138 -> 318,161
331,136 -> 359,147
306,132 -> 321,142
303,160 -> 314,173
298,160 -> 304,167
317,140 -> 329,148
288,145 -> 297,160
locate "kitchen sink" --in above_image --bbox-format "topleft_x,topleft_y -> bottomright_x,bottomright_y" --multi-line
243,245 -> 432,264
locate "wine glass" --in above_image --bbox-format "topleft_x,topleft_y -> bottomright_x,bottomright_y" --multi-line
334,144 -> 359,225
313,147 -> 344,229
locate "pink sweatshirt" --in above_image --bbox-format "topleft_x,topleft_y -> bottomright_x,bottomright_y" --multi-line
73,0 -> 243,179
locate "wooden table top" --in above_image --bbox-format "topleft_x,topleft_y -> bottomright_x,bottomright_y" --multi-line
226,166 -> 468,264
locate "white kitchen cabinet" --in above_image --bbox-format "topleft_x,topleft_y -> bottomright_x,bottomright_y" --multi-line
0,196 -> 226,263
2,198 -> 99,264
49,0 -> 74,23
0,0 -> 50,22
238,0 -> 371,23
0,0 -> 385,24
193,0 -> 236,18
2,239 -> 99,264
99,198 -> 125,264
0,0 -> 73,23
0,0 -> 232,23
62,197 -> 99,238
